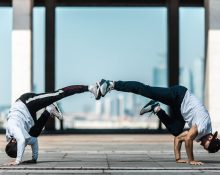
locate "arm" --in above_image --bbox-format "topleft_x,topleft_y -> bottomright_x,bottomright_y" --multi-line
22,137 -> 38,164
14,129 -> 26,164
184,125 -> 203,165
174,131 -> 188,163
6,127 -> 26,165
31,137 -> 38,161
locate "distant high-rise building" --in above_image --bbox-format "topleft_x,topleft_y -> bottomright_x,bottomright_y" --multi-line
118,95 -> 125,116
180,67 -> 193,90
104,97 -> 112,117
153,64 -> 168,128
153,65 -> 167,87
115,97 -> 120,116
192,57 -> 204,101
111,97 -> 119,117
125,93 -> 135,116
95,100 -> 103,116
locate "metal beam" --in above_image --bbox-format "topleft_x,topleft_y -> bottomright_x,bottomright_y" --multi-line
45,0 -> 56,131
180,0 -> 204,7
0,0 -> 204,7
55,0 -> 166,7
0,0 -> 11,6
167,0 -> 179,87
33,0 -> 204,7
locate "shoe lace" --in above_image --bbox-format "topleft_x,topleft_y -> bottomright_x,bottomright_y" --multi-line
106,81 -> 114,94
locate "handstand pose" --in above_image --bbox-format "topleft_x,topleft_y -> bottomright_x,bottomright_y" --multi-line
94,79 -> 220,165
5,84 -> 99,165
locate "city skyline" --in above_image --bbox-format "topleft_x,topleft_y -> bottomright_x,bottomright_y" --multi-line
0,7 -> 204,116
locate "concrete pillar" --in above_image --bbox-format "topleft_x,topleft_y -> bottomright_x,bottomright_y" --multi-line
11,0 -> 33,103
205,0 -> 220,131
167,0 -> 179,87
45,0 -> 56,131
165,0 -> 179,130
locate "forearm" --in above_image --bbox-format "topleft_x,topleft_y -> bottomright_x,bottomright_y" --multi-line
183,126 -> 203,165
16,139 -> 26,163
31,139 -> 38,161
174,137 -> 182,161
20,137 -> 38,164
185,138 -> 194,162
174,131 -> 188,162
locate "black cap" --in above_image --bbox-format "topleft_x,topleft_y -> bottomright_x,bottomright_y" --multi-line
5,139 -> 17,158
208,131 -> 220,153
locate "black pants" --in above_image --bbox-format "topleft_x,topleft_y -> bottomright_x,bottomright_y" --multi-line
17,85 -> 88,137
114,81 -> 187,136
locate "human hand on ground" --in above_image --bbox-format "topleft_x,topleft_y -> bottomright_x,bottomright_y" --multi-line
4,160 -> 20,166
176,159 -> 188,163
189,160 -> 204,165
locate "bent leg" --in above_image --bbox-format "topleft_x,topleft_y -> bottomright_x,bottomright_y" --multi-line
29,110 -> 50,137
114,81 -> 174,106
156,109 -> 185,136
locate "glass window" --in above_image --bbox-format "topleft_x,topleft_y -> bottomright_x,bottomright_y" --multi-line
180,7 -> 205,101
56,7 -> 167,129
33,7 -> 45,93
0,7 -> 12,128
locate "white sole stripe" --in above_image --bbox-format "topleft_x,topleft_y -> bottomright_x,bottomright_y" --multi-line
25,90 -> 64,104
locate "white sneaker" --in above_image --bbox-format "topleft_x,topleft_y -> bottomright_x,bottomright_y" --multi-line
88,83 -> 101,100
46,103 -> 63,120
140,100 -> 160,115
98,79 -> 114,97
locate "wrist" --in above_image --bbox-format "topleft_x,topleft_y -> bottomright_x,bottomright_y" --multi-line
176,158 -> 181,162
32,156 -> 38,161
15,159 -> 21,164
174,152 -> 181,161
188,159 -> 194,162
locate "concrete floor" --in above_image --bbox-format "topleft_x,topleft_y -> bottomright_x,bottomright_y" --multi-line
0,134 -> 220,175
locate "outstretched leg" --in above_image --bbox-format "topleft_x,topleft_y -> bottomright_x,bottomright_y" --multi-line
99,80 -> 187,109
102,80 -> 175,106
19,85 -> 88,114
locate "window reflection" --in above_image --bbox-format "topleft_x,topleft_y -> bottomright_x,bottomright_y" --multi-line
56,7 -> 167,129
33,7 -> 45,93
180,7 -> 205,101
0,8 -> 12,128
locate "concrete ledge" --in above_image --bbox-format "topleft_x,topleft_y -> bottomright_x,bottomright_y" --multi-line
0,129 -> 170,135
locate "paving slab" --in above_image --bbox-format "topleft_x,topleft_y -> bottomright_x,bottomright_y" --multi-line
0,134 -> 220,174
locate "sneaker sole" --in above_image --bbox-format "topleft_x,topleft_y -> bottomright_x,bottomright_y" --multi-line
53,103 -> 63,120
